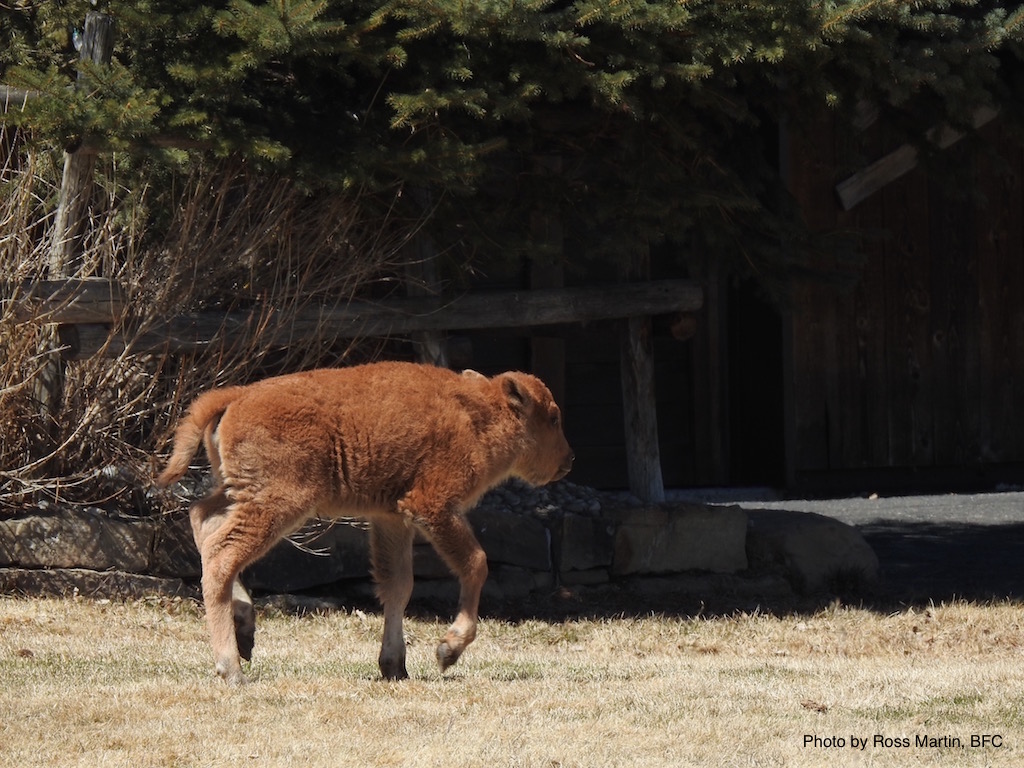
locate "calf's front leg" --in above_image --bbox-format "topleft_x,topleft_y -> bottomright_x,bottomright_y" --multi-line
418,511 -> 489,672
370,516 -> 416,680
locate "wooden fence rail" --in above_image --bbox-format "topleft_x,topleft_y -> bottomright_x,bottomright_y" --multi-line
9,277 -> 703,360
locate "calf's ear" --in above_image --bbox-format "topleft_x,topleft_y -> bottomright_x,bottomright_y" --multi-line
501,374 -> 528,416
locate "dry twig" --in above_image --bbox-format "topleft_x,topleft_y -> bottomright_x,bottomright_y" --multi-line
1,141 -> 419,512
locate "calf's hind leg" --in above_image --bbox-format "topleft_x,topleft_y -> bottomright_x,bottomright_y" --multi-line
190,490 -> 256,661
196,500 -> 290,684
370,516 -> 416,680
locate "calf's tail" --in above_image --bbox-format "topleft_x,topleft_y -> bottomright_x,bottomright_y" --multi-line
155,387 -> 244,487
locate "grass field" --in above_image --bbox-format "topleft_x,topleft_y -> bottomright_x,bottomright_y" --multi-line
1,594 -> 1023,767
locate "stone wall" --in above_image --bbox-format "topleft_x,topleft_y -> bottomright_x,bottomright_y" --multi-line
0,481 -> 879,601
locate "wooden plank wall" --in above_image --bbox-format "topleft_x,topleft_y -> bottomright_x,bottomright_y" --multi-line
786,113 -> 1024,485
560,330 -> 693,490
457,240 -> 696,491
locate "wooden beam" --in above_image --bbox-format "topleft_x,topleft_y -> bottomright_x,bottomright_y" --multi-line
14,278 -> 702,327
8,278 -> 704,359
836,106 -> 999,211
8,278 -> 126,323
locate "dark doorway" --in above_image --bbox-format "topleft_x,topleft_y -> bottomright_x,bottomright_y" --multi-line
728,279 -> 786,485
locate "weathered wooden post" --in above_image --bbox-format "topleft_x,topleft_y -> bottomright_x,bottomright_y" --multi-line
616,243 -> 666,503
50,12 -> 116,276
619,315 -> 665,502
35,11 -> 116,434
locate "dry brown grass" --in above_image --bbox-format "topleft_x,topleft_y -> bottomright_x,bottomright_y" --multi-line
1,596 -> 1023,767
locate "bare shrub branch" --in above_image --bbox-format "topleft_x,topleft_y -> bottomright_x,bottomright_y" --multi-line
1,144 -> 419,512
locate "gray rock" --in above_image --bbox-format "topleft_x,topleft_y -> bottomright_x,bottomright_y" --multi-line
0,567 -> 194,599
470,506 -> 552,572
487,565 -> 536,600
560,513 -> 615,572
150,512 -> 201,579
245,521 -> 370,593
413,538 -> 450,579
0,509 -> 156,572
412,578 -> 459,603
611,504 -> 749,575
746,509 -> 879,594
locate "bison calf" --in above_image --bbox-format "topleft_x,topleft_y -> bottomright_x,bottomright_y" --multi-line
156,361 -> 573,684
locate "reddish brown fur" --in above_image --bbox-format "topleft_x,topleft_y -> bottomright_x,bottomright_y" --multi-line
156,361 -> 573,684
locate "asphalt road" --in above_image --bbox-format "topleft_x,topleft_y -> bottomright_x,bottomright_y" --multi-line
672,489 -> 1024,604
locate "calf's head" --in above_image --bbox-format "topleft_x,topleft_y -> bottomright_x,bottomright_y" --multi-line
499,372 -> 574,485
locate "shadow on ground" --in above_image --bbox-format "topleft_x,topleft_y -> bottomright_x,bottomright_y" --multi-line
273,519 -> 1024,624
859,521 -> 1024,604
411,521 -> 1024,622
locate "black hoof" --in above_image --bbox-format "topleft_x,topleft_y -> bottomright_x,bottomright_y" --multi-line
379,658 -> 409,680
233,599 -> 256,662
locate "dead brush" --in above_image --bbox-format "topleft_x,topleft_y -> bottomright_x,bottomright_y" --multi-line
1,140 -> 421,513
